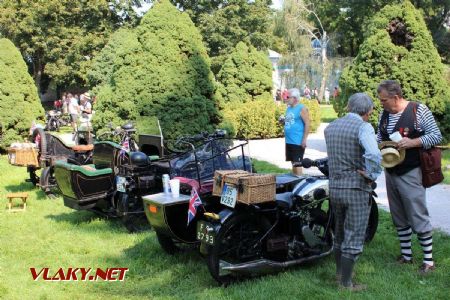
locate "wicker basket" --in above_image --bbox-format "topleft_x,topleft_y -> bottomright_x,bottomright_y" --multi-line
7,147 -> 39,167
212,170 -> 250,196
223,173 -> 276,204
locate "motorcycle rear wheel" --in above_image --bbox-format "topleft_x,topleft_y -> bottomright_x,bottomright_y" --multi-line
206,214 -> 269,285
365,198 -> 379,242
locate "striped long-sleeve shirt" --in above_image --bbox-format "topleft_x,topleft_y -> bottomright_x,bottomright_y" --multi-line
376,103 -> 442,149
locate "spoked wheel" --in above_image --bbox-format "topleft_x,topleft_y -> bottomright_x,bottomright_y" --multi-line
40,167 -> 59,198
206,214 -> 269,286
118,193 -> 151,233
27,166 -> 40,186
365,197 -> 379,242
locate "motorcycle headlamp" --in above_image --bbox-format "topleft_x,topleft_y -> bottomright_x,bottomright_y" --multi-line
313,188 -> 327,200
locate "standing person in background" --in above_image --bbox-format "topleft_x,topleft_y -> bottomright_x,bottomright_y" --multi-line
303,85 -> 311,99
281,88 -> 310,175
333,87 -> 340,101
325,93 -> 382,291
67,93 -> 80,133
324,88 -> 331,104
275,89 -> 282,106
80,93 -> 92,119
312,87 -> 318,101
377,80 -> 442,274
62,93 -> 69,114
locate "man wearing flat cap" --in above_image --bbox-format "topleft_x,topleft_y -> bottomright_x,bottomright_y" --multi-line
377,80 -> 442,275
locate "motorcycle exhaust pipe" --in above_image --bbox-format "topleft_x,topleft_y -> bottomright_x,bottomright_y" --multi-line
219,245 -> 334,276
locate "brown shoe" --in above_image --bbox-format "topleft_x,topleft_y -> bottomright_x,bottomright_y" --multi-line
418,263 -> 435,275
397,255 -> 413,264
339,283 -> 367,292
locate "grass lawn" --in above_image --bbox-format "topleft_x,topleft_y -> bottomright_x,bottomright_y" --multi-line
442,149 -> 450,184
320,104 -> 338,123
1,156 -> 449,299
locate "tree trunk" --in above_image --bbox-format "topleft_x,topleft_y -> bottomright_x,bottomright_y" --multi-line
33,58 -> 43,95
319,31 -> 328,102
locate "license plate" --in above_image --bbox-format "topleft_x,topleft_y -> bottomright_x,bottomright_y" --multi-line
220,184 -> 237,208
116,176 -> 126,193
197,220 -> 215,245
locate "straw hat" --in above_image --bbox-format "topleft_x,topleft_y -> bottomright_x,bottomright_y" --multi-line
379,141 -> 405,168
82,92 -> 91,100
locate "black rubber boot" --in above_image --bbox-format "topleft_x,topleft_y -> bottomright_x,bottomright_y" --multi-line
335,249 -> 341,282
340,256 -> 367,291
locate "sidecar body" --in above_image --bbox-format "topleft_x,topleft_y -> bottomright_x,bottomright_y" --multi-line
55,141 -> 128,210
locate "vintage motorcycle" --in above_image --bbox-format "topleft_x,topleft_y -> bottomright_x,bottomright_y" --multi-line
44,110 -> 69,132
54,122 -> 155,232
197,157 -> 378,285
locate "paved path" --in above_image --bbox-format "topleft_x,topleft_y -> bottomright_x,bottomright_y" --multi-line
246,123 -> 450,234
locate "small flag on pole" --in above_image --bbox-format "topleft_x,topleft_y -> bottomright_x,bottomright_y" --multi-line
187,187 -> 202,225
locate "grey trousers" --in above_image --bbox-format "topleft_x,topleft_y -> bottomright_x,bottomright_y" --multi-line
385,167 -> 432,234
330,188 -> 371,257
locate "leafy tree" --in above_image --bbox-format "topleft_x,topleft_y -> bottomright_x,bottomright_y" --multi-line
216,42 -> 273,103
278,0 -> 331,101
338,1 -> 450,139
0,38 -> 44,150
93,0 -> 219,139
0,0 -> 144,94
195,0 -> 275,73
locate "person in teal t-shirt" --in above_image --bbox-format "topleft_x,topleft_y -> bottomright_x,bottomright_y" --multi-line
281,88 -> 310,175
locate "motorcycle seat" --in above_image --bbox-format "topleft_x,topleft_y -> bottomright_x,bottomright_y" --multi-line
55,161 -> 113,177
275,192 -> 293,209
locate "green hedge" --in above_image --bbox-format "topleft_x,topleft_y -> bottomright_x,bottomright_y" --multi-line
221,98 -> 320,139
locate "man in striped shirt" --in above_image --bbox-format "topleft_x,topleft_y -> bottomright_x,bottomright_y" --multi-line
377,80 -> 442,275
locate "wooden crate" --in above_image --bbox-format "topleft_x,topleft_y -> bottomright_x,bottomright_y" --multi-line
7,147 -> 38,167
212,170 -> 250,196
223,173 -> 276,204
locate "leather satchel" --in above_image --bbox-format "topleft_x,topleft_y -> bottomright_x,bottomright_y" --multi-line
419,147 -> 444,188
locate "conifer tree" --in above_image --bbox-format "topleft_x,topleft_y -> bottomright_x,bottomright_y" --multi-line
216,42 -> 273,103
93,0 -> 218,139
0,38 -> 44,149
338,1 -> 450,138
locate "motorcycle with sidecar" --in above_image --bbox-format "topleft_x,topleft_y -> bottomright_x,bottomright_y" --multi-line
144,132 -> 253,251
54,129 -> 252,233
144,157 -> 379,285
26,127 -> 93,197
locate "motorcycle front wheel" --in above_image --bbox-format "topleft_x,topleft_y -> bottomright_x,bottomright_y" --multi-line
206,214 -> 269,285
40,167 -> 59,198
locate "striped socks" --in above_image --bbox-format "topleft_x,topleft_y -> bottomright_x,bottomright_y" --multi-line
397,226 -> 412,261
418,233 -> 434,266
397,227 -> 434,266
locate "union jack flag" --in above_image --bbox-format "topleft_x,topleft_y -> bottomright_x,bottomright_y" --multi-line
119,137 -> 129,158
187,187 -> 202,226
122,138 -> 130,151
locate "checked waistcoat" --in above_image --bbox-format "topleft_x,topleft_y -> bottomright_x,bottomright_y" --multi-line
324,114 -> 371,192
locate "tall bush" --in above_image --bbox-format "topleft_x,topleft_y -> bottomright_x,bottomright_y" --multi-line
216,42 -> 273,104
92,0 -> 219,139
0,38 -> 44,149
338,1 -> 450,139
221,98 -> 320,139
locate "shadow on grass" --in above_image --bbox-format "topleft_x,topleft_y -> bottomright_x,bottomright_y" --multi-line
4,182 -> 36,193
46,210 -> 110,226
